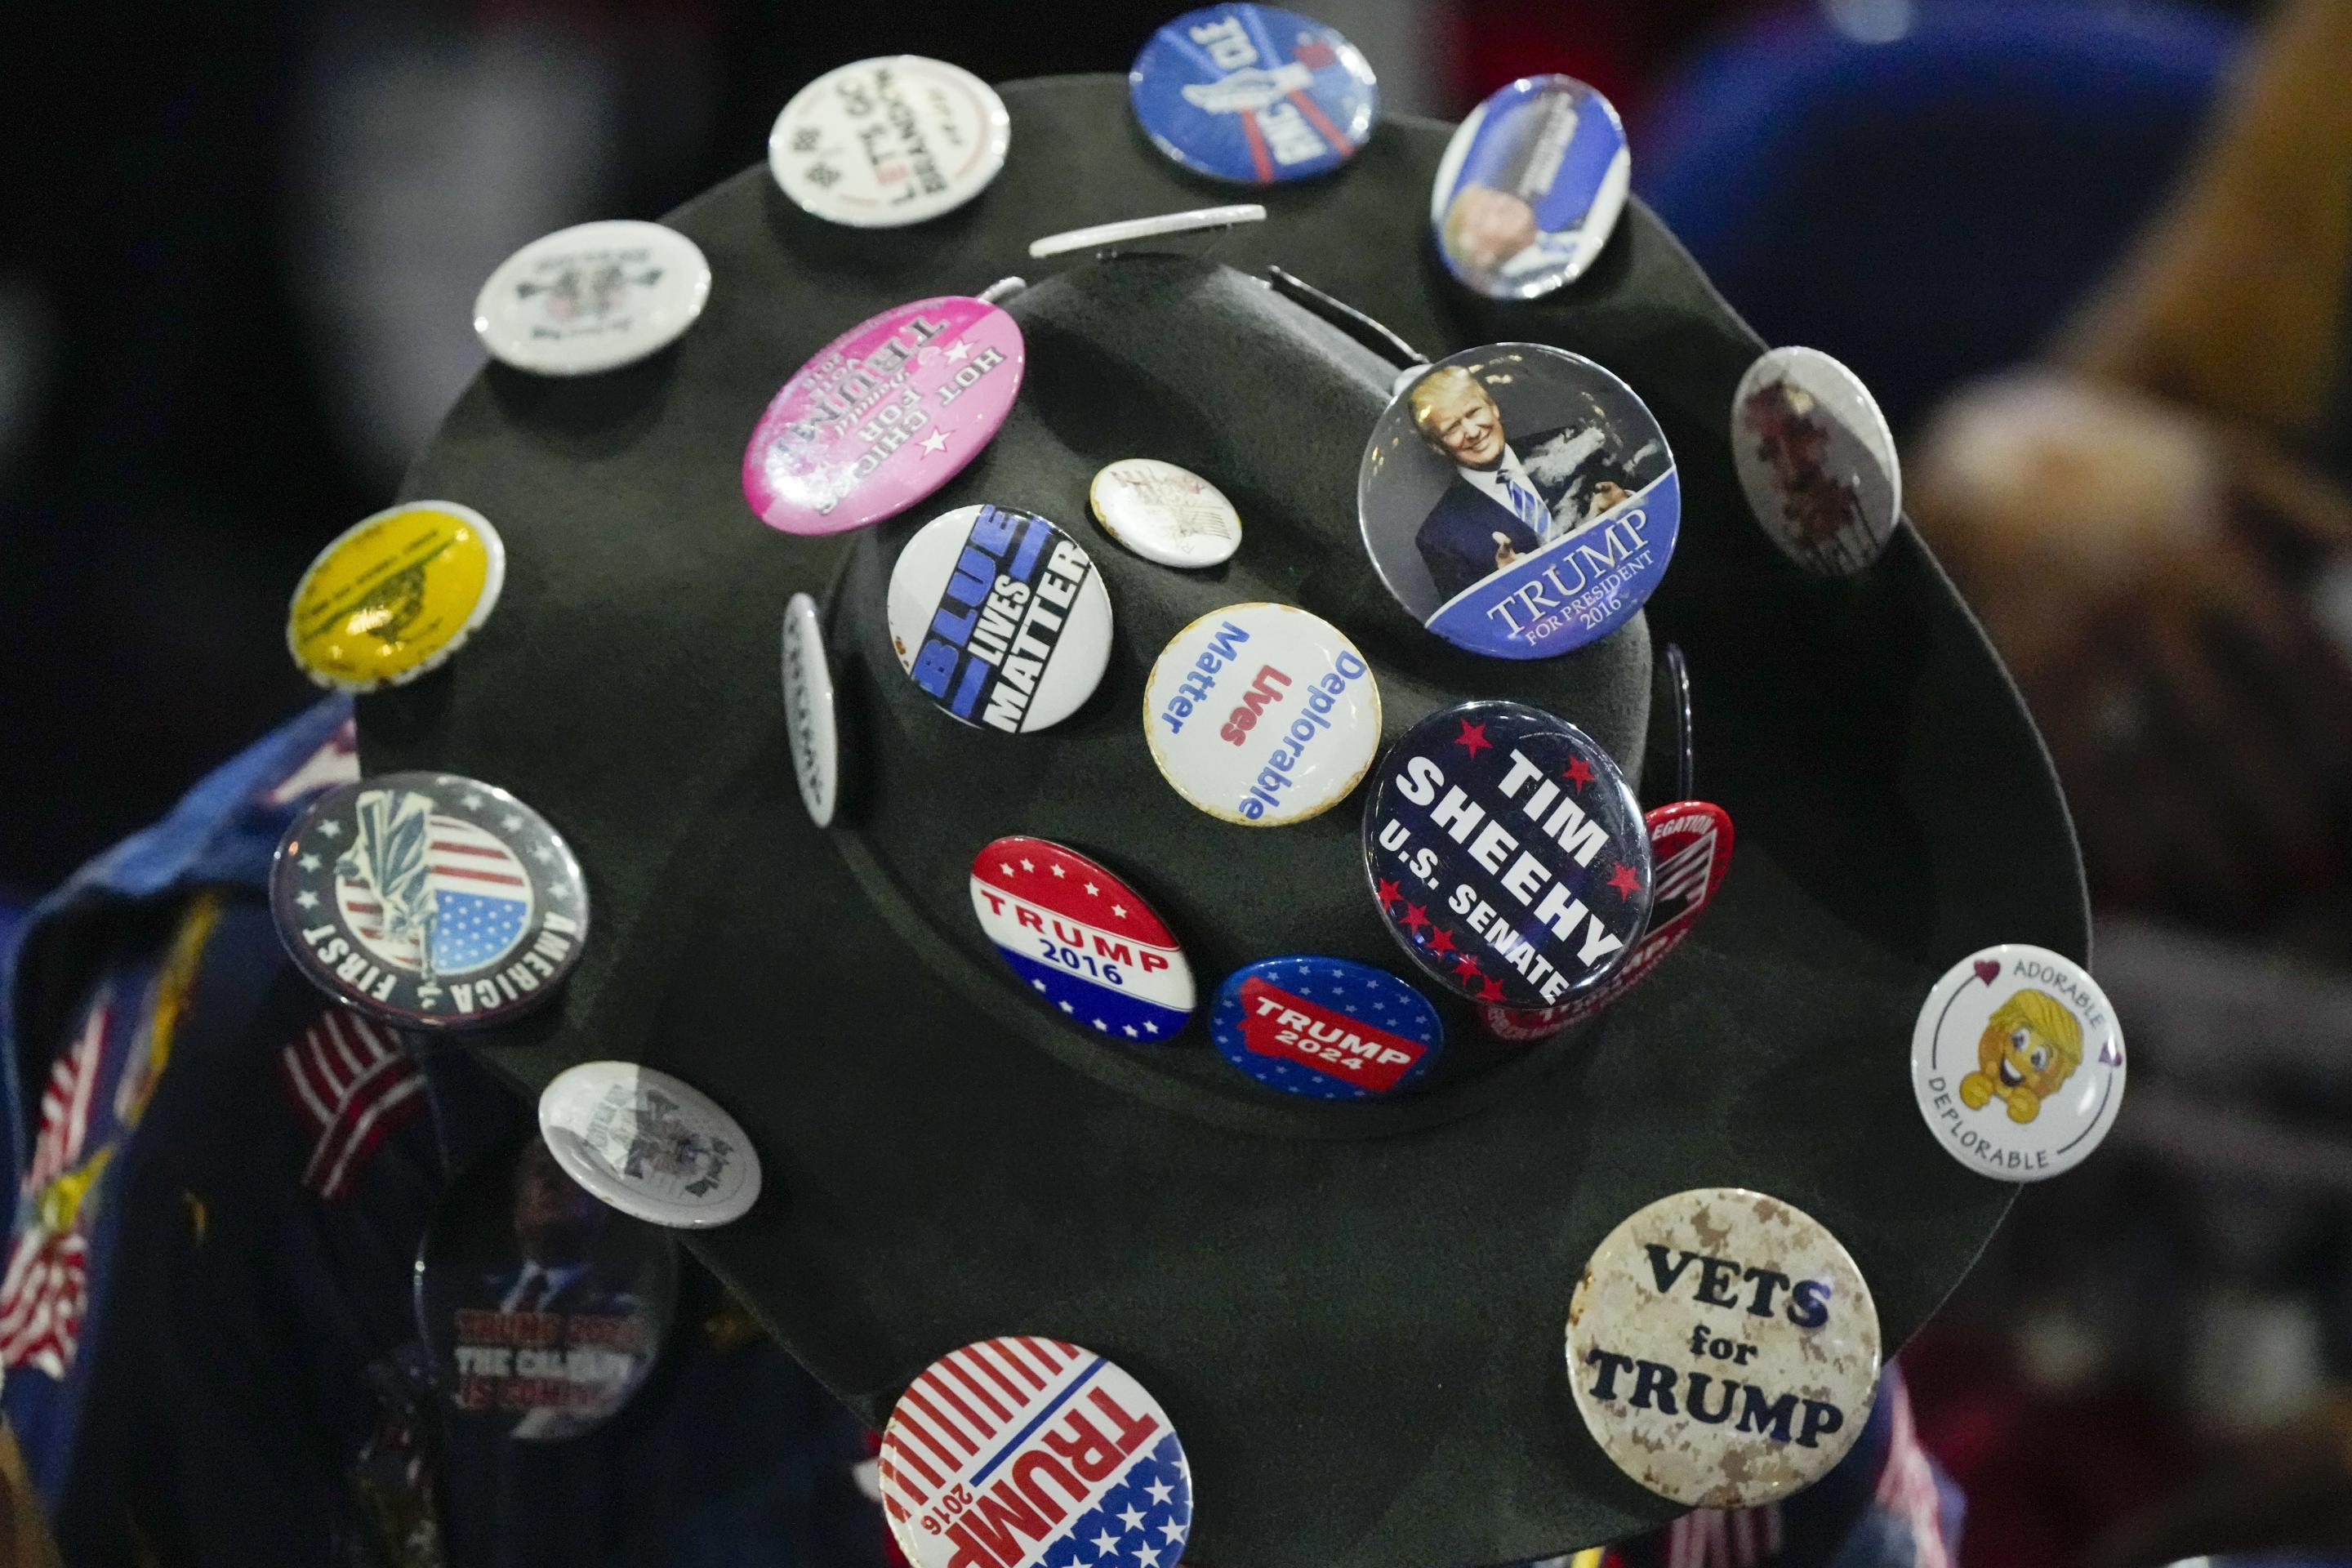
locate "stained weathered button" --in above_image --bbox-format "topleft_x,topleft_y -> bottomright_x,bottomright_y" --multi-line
1432,75 -> 1629,301
537,1062 -> 761,1228
1143,603 -> 1379,826
1029,203 -> 1267,261
1566,1187 -> 1881,1508
287,502 -> 507,692
742,296 -> 1025,537
1362,701 -> 1651,1007
970,837 -> 1196,1040
782,593 -> 841,826
414,1134 -> 677,1440
768,56 -> 1010,229
1212,956 -> 1441,1100
1129,5 -> 1377,185
271,772 -> 588,1031
887,506 -> 1113,733
1911,944 -> 2125,1182
1089,459 -> 1243,568
878,1338 -> 1192,1568
472,220 -> 710,376
1361,348 -> 1678,660
1732,346 -> 1902,577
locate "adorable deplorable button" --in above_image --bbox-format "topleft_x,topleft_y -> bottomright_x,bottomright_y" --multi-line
1129,4 -> 1376,185
1732,346 -> 1902,577
1212,956 -> 1441,1101
887,506 -> 1113,733
743,296 -> 1024,537
1143,603 -> 1380,826
1089,458 -> 1243,568
1432,74 -> 1630,301
878,1338 -> 1192,1568
1566,1187 -> 1881,1508
287,501 -> 506,692
970,837 -> 1196,1040
270,772 -> 587,1031
1911,944 -> 2125,1182
768,56 -> 1011,229
1363,701 -> 1650,1008
782,593 -> 841,827
472,219 -> 710,376
537,1062 -> 761,1229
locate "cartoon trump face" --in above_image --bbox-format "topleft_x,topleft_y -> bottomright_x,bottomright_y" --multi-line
1957,987 -> 2082,1124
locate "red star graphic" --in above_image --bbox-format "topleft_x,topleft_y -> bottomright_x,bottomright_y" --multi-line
1454,719 -> 1492,758
1428,927 -> 1458,956
1401,903 -> 1431,935
1562,756 -> 1596,790
1479,978 -> 1507,1003
1607,863 -> 1642,897
1451,953 -> 1483,981
1375,878 -> 1401,911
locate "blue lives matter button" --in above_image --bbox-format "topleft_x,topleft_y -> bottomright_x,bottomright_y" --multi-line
1129,6 -> 1378,185
1212,956 -> 1442,1100
1363,702 -> 1652,1008
969,836 -> 1198,1040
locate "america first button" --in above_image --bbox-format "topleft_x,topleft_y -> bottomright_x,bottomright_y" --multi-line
971,837 -> 1196,1040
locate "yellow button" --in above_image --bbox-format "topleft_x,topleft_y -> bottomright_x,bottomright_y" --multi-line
286,501 -> 506,691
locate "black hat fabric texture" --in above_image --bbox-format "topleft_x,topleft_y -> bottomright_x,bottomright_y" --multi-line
363,73 -> 2086,1568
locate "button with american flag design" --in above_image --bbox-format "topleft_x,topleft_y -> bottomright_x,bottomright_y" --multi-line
969,837 -> 1196,1041
880,1337 -> 1192,1568
1210,956 -> 1442,1099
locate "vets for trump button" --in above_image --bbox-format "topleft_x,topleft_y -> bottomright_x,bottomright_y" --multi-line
1540,800 -> 1734,1030
1089,458 -> 1243,568
970,838 -> 1196,1040
1129,5 -> 1376,185
782,594 -> 842,826
878,1339 -> 1192,1568
537,1062 -> 761,1228
1566,1188 -> 1881,1508
1912,944 -> 2124,1182
1363,702 -> 1650,1008
887,506 -> 1113,733
768,56 -> 1010,229
1212,956 -> 1441,1100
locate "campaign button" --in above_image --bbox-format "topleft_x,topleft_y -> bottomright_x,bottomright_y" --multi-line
1143,603 -> 1380,826
287,501 -> 506,692
1911,945 -> 2124,1183
472,220 -> 710,376
537,1062 -> 761,1228
1536,800 -> 1734,1031
1566,1187 -> 1881,1508
1479,1000 -> 1579,1045
878,1339 -> 1192,1568
1362,700 -> 1651,1008
782,593 -> 841,826
1432,75 -> 1629,301
887,506 -> 1113,734
1129,5 -> 1377,185
1089,459 -> 1243,568
1733,346 -> 1902,577
742,296 -> 1025,537
970,837 -> 1196,1040
768,56 -> 1010,229
1212,956 -> 1441,1100
1029,203 -> 1267,261
270,772 -> 589,1031
1361,347 -> 1678,661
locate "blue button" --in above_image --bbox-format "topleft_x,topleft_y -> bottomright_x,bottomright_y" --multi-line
1212,956 -> 1441,1099
1432,74 -> 1629,301
1129,6 -> 1378,185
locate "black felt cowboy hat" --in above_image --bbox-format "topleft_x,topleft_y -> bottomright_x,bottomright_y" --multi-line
360,73 -> 2085,1567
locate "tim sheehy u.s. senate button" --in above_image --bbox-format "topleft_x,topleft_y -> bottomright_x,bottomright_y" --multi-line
1212,956 -> 1441,1101
270,772 -> 588,1031
1733,345 -> 1902,578
970,837 -> 1196,1040
1143,603 -> 1379,826
287,501 -> 506,692
1432,75 -> 1629,301
1566,1187 -> 1881,1508
878,1338 -> 1192,1568
743,296 -> 1024,537
538,1062 -> 761,1229
1365,701 -> 1651,1009
768,56 -> 1010,229
1129,5 -> 1376,185
887,506 -> 1113,733
1089,458 -> 1243,568
472,219 -> 710,376
782,594 -> 841,826
1361,346 -> 1678,661
1912,944 -> 2124,1182
1537,800 -> 1734,1031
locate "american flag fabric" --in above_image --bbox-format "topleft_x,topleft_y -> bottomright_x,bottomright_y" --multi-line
276,1006 -> 426,1201
880,1338 -> 1192,1568
261,715 -> 359,807
969,839 -> 1196,1041
337,806 -> 537,977
0,998 -> 113,1378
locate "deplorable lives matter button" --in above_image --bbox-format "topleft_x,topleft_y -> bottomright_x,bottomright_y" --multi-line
1732,345 -> 1902,577
287,502 -> 506,692
1089,459 -> 1242,568
768,56 -> 1010,229
1911,944 -> 2125,1182
1129,4 -> 1377,185
1364,701 -> 1651,1009
782,593 -> 841,827
538,1062 -> 761,1228
970,837 -> 1196,1040
1431,75 -> 1630,301
472,220 -> 710,376
271,772 -> 587,1031
1566,1187 -> 1881,1508
743,296 -> 1025,537
1212,956 -> 1441,1101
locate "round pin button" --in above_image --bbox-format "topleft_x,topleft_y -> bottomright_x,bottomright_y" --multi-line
1143,603 -> 1380,826
1478,1000 -> 1578,1045
1089,459 -> 1243,568
1030,203 -> 1267,261
1362,701 -> 1651,1008
287,502 -> 506,692
271,772 -> 588,1031
537,1062 -> 761,1228
1535,800 -> 1735,1031
768,56 -> 1010,229
1566,1187 -> 1881,1508
1129,5 -> 1377,185
782,594 -> 841,826
743,296 -> 1026,537
1733,346 -> 1902,577
1912,944 -> 2124,1182
971,836 -> 1196,1040
878,1339 -> 1192,1568
1432,75 -> 1629,301
1212,956 -> 1441,1100
472,220 -> 710,376
1361,347 -> 1678,661
887,506 -> 1113,733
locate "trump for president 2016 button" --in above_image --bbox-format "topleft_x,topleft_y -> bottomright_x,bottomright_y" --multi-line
1129,5 -> 1376,185
1211,956 -> 1441,1100
969,837 -> 1196,1041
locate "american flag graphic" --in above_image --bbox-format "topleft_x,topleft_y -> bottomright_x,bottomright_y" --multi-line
880,1338 -> 1192,1568
338,807 -> 536,977
0,998 -> 113,1379
969,839 -> 1195,1041
276,1006 -> 427,1201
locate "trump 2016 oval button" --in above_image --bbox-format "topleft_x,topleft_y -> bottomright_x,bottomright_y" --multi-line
969,837 -> 1196,1040
1212,956 -> 1441,1100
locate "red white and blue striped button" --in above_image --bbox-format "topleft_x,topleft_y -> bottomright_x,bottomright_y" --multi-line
969,837 -> 1196,1040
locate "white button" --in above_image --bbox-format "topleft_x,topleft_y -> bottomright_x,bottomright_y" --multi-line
1029,203 -> 1267,260
1089,459 -> 1243,568
781,593 -> 840,826
1731,346 -> 1902,577
472,220 -> 710,376
768,57 -> 1010,229
537,1062 -> 760,1228
1911,944 -> 2125,1182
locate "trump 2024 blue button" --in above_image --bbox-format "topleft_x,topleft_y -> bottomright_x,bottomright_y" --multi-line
1129,5 -> 1378,185
1212,956 -> 1441,1100
969,836 -> 1197,1040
